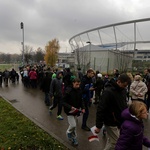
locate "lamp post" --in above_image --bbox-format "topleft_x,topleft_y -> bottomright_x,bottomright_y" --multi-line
86,41 -> 91,69
20,22 -> 24,66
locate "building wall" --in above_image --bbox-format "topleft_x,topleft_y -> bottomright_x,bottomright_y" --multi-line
57,49 -> 133,73
79,50 -> 132,73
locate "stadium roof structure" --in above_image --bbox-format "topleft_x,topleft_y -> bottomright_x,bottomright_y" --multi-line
69,18 -> 150,51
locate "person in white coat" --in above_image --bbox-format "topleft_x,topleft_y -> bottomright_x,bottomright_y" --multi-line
130,75 -> 147,102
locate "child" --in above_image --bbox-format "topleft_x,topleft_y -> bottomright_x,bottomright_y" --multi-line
115,101 -> 150,150
63,78 -> 85,146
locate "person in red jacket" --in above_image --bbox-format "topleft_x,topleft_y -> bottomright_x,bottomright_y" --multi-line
29,68 -> 37,88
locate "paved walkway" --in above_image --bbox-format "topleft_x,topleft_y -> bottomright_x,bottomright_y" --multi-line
0,81 -> 150,150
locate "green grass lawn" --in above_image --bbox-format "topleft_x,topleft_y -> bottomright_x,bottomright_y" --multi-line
0,97 -> 69,150
0,64 -> 12,71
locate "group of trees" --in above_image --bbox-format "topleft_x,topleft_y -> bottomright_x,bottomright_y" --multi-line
0,47 -> 44,64
0,38 -> 60,66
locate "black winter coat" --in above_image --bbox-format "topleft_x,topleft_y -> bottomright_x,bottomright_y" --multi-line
63,87 -> 85,116
96,79 -> 127,129
40,76 -> 52,93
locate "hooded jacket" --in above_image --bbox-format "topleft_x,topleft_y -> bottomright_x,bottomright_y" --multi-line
96,79 -> 127,129
49,71 -> 63,98
115,108 -> 150,150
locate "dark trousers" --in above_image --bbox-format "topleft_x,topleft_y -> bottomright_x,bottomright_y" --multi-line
50,96 -> 62,116
30,79 -> 37,88
0,77 -> 2,86
4,78 -> 8,86
82,100 -> 89,127
45,92 -> 50,106
23,76 -> 30,87
146,94 -> 150,112
95,89 -> 101,103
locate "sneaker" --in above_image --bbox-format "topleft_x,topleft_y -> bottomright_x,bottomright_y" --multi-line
72,138 -> 78,146
81,126 -> 91,131
57,115 -> 64,120
66,133 -> 72,141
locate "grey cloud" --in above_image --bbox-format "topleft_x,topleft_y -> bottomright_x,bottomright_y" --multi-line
0,0 -> 150,53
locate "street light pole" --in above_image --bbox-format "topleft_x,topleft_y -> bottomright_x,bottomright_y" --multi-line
20,22 -> 24,66
86,41 -> 91,69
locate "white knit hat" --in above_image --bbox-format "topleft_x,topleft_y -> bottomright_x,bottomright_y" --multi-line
97,73 -> 102,78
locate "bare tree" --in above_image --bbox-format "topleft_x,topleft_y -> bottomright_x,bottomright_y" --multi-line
34,47 -> 44,63
24,45 -> 33,64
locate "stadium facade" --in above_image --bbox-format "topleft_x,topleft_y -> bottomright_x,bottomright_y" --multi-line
69,18 -> 150,73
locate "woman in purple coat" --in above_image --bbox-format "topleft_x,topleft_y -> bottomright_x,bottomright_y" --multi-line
115,101 -> 150,150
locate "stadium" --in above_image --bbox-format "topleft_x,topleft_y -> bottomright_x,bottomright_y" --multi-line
69,18 -> 150,73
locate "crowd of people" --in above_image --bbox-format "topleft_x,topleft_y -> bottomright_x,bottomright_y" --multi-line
1,64 -> 150,149
40,66 -> 150,148
0,68 -> 19,87
94,69 -> 150,150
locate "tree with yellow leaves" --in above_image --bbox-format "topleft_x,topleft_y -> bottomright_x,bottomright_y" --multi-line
44,39 -> 60,66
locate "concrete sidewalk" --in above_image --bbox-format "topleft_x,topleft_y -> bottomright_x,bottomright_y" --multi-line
0,81 -> 106,150
1,81 -> 150,150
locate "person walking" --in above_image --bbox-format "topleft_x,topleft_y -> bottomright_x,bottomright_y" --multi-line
144,69 -> 150,112
3,69 -> 10,87
63,78 -> 85,146
95,73 -> 131,150
0,69 -> 3,87
63,68 -> 73,90
10,68 -> 17,83
130,74 -> 147,102
113,69 -> 120,82
29,68 -> 37,88
80,68 -> 95,131
77,68 -> 83,81
40,71 -> 52,106
115,101 -> 150,150
126,72 -> 133,102
22,67 -> 30,87
93,73 -> 104,104
49,71 -> 64,120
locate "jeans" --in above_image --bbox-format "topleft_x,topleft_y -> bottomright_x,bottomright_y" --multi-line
82,99 -> 89,127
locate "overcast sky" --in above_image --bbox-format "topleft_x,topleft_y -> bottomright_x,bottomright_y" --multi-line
0,0 -> 150,54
